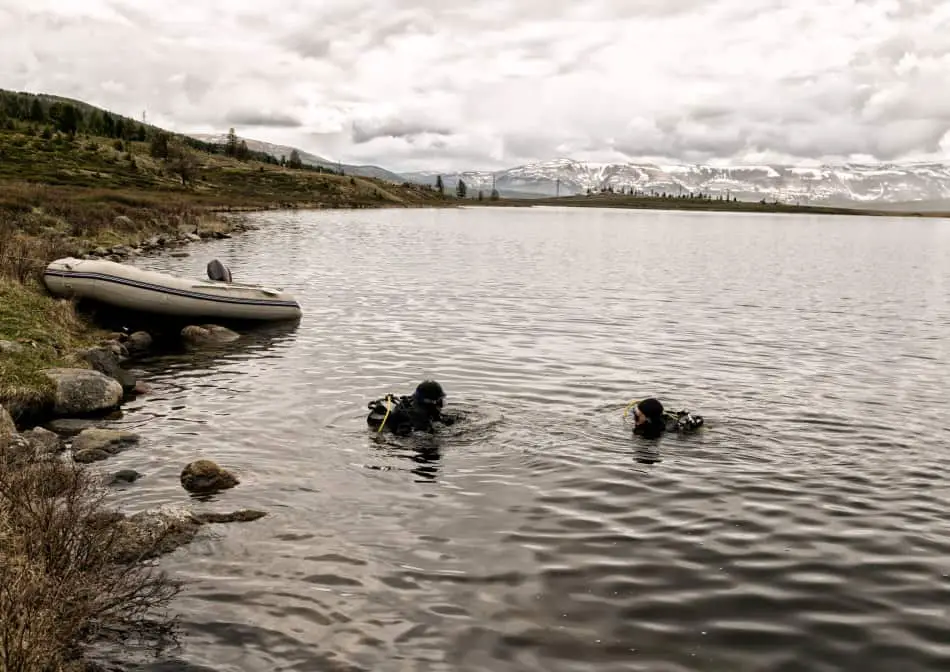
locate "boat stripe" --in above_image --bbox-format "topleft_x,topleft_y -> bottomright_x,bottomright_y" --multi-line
43,270 -> 301,308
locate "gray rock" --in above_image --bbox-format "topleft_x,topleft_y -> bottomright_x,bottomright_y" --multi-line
181,324 -> 240,345
21,427 -> 63,454
109,469 -> 143,485
185,232 -> 202,242
45,417 -> 101,436
73,448 -> 111,464
126,331 -> 152,355
0,405 -> 15,440
72,428 -> 139,455
114,215 -> 134,228
180,459 -> 239,494
40,368 -> 123,416
92,246 -> 108,257
81,346 -> 137,392
169,251 -> 190,258
0,339 -> 25,355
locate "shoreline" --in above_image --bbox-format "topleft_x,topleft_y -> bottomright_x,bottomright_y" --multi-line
0,208 -> 290,671
477,193 -> 950,218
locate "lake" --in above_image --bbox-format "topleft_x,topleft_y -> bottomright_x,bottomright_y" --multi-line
95,206 -> 950,671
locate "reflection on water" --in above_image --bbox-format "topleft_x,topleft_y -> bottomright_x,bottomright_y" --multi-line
80,206 -> 950,672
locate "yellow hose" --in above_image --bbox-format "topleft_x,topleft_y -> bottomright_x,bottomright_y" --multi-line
377,395 -> 393,433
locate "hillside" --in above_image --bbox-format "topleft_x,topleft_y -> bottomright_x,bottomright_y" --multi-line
401,158 -> 950,205
187,132 -> 409,184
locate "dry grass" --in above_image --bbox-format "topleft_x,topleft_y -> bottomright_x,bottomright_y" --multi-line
0,439 -> 180,671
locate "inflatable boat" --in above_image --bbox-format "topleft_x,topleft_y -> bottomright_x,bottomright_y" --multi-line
43,257 -> 302,322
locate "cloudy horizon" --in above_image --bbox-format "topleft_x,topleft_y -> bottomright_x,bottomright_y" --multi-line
2,0 -> 949,173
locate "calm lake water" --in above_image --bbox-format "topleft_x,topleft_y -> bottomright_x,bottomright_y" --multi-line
93,206 -> 950,672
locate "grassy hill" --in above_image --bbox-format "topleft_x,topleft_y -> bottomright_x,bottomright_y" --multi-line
0,88 -> 451,416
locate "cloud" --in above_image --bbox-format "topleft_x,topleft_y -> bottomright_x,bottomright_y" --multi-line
225,110 -> 303,128
1,0 -> 949,173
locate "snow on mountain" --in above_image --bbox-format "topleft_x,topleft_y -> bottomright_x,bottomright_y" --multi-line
401,159 -> 950,205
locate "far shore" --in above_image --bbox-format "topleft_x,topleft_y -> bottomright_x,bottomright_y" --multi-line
473,193 -> 950,219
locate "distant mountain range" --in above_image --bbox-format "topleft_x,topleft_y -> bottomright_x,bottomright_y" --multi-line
185,131 -> 950,206
400,158 -> 950,206
187,133 -> 408,183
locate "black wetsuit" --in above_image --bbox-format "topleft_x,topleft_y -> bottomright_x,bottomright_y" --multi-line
634,409 -> 704,439
367,394 -> 457,436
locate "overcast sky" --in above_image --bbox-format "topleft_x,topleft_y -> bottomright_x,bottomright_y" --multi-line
2,0 -> 949,172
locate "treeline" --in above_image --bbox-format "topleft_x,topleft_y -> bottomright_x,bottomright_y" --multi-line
585,185 -> 739,202
0,89 -> 341,176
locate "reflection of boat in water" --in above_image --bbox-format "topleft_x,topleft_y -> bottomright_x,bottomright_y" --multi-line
43,257 -> 302,322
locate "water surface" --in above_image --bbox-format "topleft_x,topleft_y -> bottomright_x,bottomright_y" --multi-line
94,206 -> 950,671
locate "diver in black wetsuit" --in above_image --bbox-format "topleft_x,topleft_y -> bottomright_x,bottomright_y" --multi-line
631,397 -> 704,439
366,380 -> 458,436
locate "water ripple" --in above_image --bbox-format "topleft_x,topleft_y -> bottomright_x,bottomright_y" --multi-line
79,207 -> 950,672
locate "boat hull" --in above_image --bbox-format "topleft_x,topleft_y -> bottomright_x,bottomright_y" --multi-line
42,258 -> 302,322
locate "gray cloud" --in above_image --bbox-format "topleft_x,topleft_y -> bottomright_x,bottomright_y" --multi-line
225,110 -> 304,128
1,0 -> 948,173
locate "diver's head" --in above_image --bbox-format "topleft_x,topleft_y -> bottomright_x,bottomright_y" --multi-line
633,398 -> 664,428
414,380 -> 445,415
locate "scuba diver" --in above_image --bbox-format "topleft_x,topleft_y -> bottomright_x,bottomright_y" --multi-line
627,397 -> 704,439
366,380 -> 458,436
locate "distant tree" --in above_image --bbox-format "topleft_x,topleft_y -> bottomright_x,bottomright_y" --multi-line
435,175 -> 444,195
225,127 -> 239,157
29,98 -> 44,122
136,124 -> 147,142
236,139 -> 250,161
167,141 -> 198,185
456,178 -> 467,198
477,190 -> 484,201
149,131 -> 170,159
288,149 -> 303,169
54,104 -> 79,136
279,155 -> 286,167
490,188 -> 500,201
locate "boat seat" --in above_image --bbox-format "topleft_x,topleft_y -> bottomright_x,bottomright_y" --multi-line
207,259 -> 233,283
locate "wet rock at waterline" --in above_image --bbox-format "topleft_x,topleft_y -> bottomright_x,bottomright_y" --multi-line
109,469 -> 144,485
81,346 -> 137,392
45,417 -> 102,437
170,251 -> 190,258
20,426 -> 63,455
108,507 -> 267,564
71,428 -> 140,463
126,331 -> 153,355
180,459 -> 240,494
181,324 -> 240,345
41,368 -> 123,416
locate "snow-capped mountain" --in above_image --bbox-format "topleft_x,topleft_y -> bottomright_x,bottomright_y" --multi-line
187,133 -> 407,183
401,158 -> 950,205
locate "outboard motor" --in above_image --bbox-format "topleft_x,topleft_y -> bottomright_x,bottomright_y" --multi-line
206,258 -> 233,283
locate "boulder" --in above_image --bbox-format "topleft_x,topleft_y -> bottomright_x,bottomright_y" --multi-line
72,428 -> 139,463
109,506 -> 267,564
180,459 -> 239,494
81,346 -> 137,392
21,426 -> 63,455
126,331 -> 153,355
114,215 -> 134,228
45,417 -> 101,437
40,368 -> 123,416
181,324 -> 240,345
0,404 -> 15,440
0,339 -> 25,355
108,469 -> 144,485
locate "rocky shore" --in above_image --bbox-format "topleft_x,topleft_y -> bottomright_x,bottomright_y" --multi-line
0,211 -> 272,670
